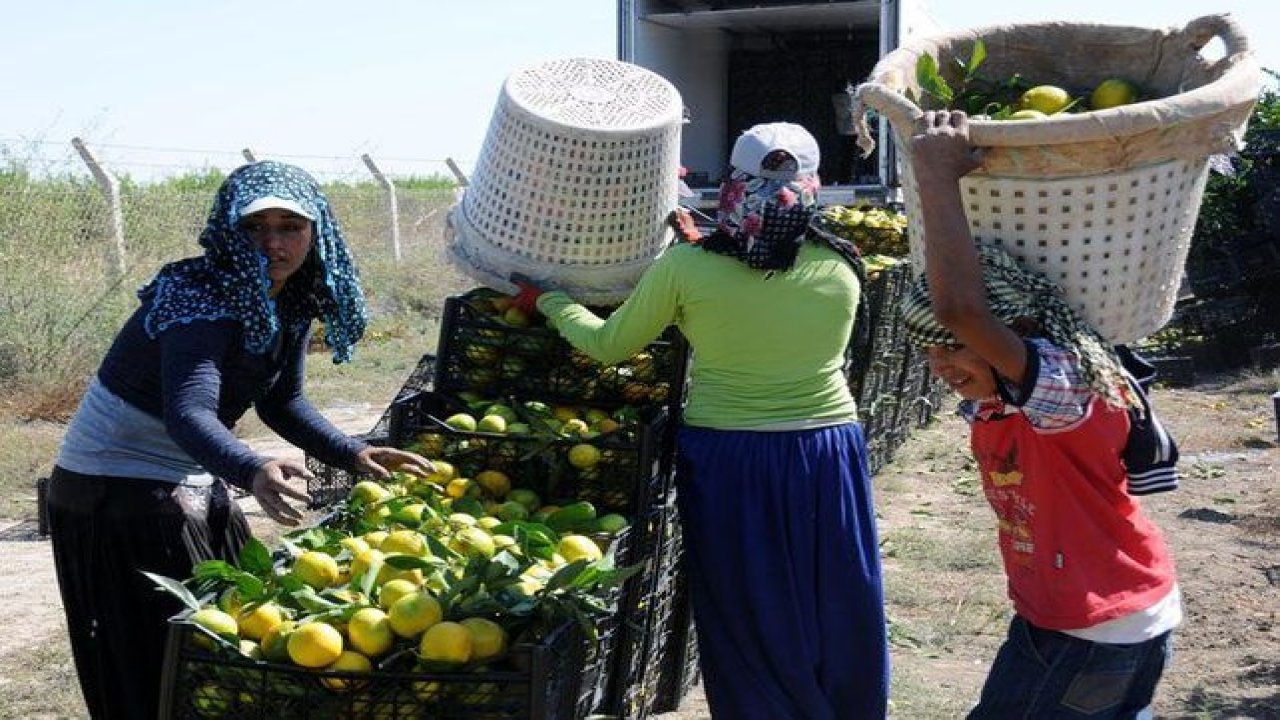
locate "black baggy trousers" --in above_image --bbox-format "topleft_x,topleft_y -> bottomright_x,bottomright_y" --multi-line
46,467 -> 251,720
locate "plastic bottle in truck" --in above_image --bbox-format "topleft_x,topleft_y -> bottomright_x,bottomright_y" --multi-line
617,0 -> 937,208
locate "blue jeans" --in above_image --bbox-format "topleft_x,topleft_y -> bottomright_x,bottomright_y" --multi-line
968,615 -> 1173,719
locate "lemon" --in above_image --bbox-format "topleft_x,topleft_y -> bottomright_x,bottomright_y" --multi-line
419,621 -> 473,665
338,536 -> 371,557
561,419 -> 590,436
388,591 -> 443,638
557,534 -> 603,563
450,526 -> 496,559
595,513 -> 629,534
475,470 -> 512,498
190,607 -> 238,649
460,617 -> 508,662
349,547 -> 384,582
476,414 -> 507,434
446,512 -> 478,530
444,413 -> 478,432
236,602 -> 284,642
567,443 -> 602,469
377,555 -> 424,587
380,529 -> 428,556
1019,85 -> 1072,115
446,477 -> 478,499
1090,77 -> 1139,110
378,577 -> 420,609
507,488 -> 541,512
238,639 -> 262,659
494,500 -> 529,522
389,502 -> 427,525
351,480 -> 392,504
287,622 -> 344,668
423,460 -> 456,484
216,587 -> 243,616
485,404 -> 519,423
347,607 -> 395,657
362,530 -> 389,548
260,620 -> 296,662
292,551 -> 340,590
320,649 -> 373,692
1007,109 -> 1049,121
551,405 -> 580,422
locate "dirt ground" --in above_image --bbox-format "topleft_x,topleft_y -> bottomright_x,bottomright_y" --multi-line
1,375 -> 1276,718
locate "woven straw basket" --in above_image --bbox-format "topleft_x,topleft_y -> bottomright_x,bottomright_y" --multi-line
853,14 -> 1263,343
446,57 -> 684,305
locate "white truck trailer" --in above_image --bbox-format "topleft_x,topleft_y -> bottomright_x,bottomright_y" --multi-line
617,0 -> 936,206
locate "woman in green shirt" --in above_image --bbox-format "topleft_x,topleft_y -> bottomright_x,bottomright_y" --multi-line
522,123 -> 888,719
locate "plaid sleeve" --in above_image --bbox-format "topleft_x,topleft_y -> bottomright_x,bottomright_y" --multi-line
997,339 -> 1093,429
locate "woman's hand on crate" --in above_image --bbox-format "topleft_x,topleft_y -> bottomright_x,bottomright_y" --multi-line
251,458 -> 315,526
354,446 -> 435,481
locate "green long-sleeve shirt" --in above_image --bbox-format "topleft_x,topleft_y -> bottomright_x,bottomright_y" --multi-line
537,242 -> 860,429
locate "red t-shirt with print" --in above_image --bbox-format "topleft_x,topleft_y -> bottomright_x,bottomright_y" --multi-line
965,340 -> 1177,630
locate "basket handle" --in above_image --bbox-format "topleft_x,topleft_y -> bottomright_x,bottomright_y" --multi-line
1181,13 -> 1251,57
851,81 -> 924,156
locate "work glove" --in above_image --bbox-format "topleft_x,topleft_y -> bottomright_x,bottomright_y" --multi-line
508,273 -> 550,315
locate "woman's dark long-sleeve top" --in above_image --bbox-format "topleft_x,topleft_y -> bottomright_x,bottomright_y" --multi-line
95,301 -> 367,490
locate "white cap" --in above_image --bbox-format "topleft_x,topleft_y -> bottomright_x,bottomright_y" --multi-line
729,122 -> 820,180
239,196 -> 316,221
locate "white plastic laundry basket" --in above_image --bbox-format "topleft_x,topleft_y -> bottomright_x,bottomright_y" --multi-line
446,57 -> 685,305
853,14 -> 1263,343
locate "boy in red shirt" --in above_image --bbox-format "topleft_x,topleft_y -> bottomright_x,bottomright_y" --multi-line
901,110 -> 1181,718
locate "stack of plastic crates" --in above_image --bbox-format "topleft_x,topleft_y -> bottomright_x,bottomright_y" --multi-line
300,287 -> 692,718
609,495 -> 688,718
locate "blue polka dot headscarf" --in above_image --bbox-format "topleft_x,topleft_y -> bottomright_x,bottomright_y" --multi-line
139,161 -> 368,363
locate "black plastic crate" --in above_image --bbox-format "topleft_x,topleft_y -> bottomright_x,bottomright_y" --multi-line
611,502 -> 686,719
847,263 -> 912,402
387,390 -> 672,518
304,351 -> 437,509
653,587 -> 700,714
434,291 -> 691,415
369,352 -> 439,439
159,617 -> 583,720
304,435 -> 386,510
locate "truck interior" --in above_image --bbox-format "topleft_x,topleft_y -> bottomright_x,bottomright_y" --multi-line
622,1 -> 893,205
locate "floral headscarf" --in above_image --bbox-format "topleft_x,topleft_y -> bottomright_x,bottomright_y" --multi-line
700,149 -> 823,271
139,161 -> 367,363
899,242 -> 1138,410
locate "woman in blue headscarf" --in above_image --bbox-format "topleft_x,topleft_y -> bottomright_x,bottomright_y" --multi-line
45,161 -> 430,719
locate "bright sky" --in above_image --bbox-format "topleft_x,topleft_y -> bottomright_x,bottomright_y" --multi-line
2,1 -> 1275,182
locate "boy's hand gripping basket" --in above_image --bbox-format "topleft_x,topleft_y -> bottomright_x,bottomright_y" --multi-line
854,14 -> 1263,343
446,57 -> 685,305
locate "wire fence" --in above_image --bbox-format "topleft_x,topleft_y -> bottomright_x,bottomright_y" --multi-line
0,151 -> 467,391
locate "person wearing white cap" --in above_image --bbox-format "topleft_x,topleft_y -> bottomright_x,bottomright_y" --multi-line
44,161 -> 432,719
514,122 -> 889,718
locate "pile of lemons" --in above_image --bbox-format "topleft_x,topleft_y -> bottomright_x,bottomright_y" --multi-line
1006,77 -> 1141,121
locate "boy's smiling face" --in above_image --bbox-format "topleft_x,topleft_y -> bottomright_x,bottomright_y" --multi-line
926,344 -> 999,401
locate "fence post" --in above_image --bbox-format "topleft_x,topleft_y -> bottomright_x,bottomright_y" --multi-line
445,157 -> 470,187
241,148 -> 257,163
71,137 -> 126,278
361,154 -> 402,262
